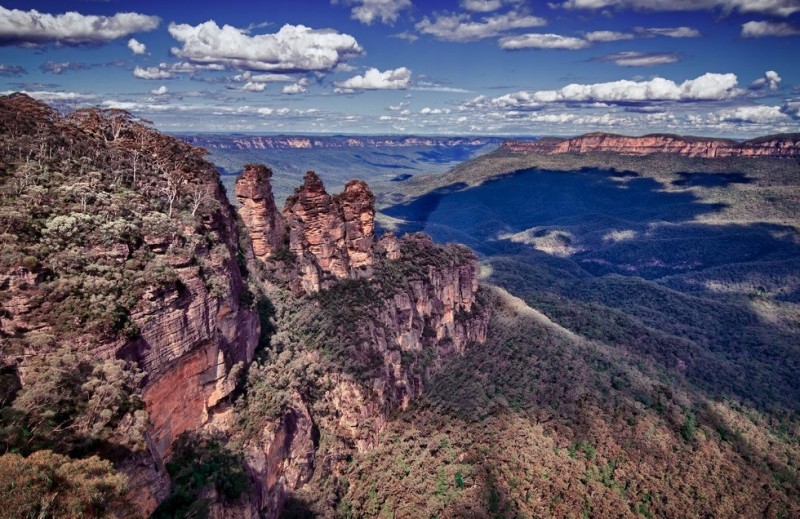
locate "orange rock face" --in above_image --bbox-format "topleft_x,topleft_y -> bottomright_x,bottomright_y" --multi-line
501,132 -> 800,158
235,164 -> 286,261
281,171 -> 376,292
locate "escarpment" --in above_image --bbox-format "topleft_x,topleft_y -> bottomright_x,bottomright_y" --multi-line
0,94 -> 259,516
0,93 -> 487,519
234,166 -> 489,517
501,132 -> 800,157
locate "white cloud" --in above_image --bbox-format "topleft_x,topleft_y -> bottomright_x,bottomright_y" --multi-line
0,6 -> 160,46
559,0 -> 800,17
719,105 -> 789,123
415,11 -> 547,42
1,90 -> 96,102
333,0 -> 412,25
128,38 -> 147,55
133,65 -> 173,79
598,51 -> 681,66
283,78 -> 310,94
461,0 -> 504,12
239,81 -> 267,92
782,100 -> 800,118
133,61 -> 226,79
168,21 -> 363,72
390,31 -> 419,42
420,107 -> 451,114
636,26 -> 701,38
741,20 -> 800,37
150,85 -> 168,95
475,71 -> 742,108
499,33 -> 590,49
233,71 -> 294,83
751,70 -> 782,90
335,67 -> 412,91
584,30 -> 635,42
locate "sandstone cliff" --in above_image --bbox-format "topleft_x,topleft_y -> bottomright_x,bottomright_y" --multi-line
0,93 -> 259,517
501,132 -> 800,158
235,167 -> 489,516
236,164 -> 287,261
0,93 -> 488,519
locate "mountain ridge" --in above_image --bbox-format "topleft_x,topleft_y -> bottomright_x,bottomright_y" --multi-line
500,131 -> 800,157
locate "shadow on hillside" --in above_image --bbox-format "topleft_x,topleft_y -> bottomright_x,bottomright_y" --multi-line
382,166 -> 800,413
381,167 -> 728,255
672,171 -> 754,187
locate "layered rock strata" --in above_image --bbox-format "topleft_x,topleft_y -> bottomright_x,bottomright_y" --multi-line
235,164 -> 287,261
501,132 -> 800,158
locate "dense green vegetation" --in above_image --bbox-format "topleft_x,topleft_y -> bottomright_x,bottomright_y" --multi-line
0,94 -> 247,516
307,287 -> 800,518
153,433 -> 250,518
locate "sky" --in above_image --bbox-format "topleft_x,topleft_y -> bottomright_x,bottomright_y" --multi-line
1,0 -> 799,137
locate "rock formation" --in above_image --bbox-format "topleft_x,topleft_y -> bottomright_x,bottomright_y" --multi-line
236,167 -> 379,293
0,93 -> 488,519
236,167 -> 490,515
500,132 -> 800,158
235,164 -> 287,261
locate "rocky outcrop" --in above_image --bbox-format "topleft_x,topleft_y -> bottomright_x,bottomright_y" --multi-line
501,132 -> 800,158
335,180 -> 375,274
121,173 -> 260,515
281,172 -> 375,293
236,169 -> 490,516
235,164 -> 286,261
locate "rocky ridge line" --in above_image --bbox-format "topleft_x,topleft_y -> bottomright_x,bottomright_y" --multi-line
500,132 -> 800,158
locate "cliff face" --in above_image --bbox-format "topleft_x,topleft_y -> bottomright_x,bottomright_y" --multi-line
235,168 -> 489,516
501,132 -> 800,158
279,172 -> 375,293
0,93 -> 260,517
236,164 -> 287,261
0,93 -> 488,519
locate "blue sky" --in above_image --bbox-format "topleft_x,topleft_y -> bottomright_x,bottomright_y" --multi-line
1,0 -> 799,136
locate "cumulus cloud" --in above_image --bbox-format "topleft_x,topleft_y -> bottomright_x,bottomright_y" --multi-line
782,100 -> 800,119
333,0 -> 412,25
283,78 -> 310,94
461,0 -> 504,12
584,30 -> 635,42
133,65 -> 174,79
168,21 -> 363,72
420,107 -> 452,114
335,67 -> 412,91
595,51 -> 681,66
128,38 -> 146,55
150,85 -> 168,96
559,0 -> 800,17
719,105 -> 789,123
415,11 -> 547,42
741,20 -> 800,37
751,70 -> 782,90
0,6 -> 160,46
473,71 -> 742,108
499,33 -> 590,49
636,26 -> 701,38
0,64 -> 26,77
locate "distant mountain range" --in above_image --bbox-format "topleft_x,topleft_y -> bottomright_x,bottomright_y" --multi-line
179,134 -> 511,150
